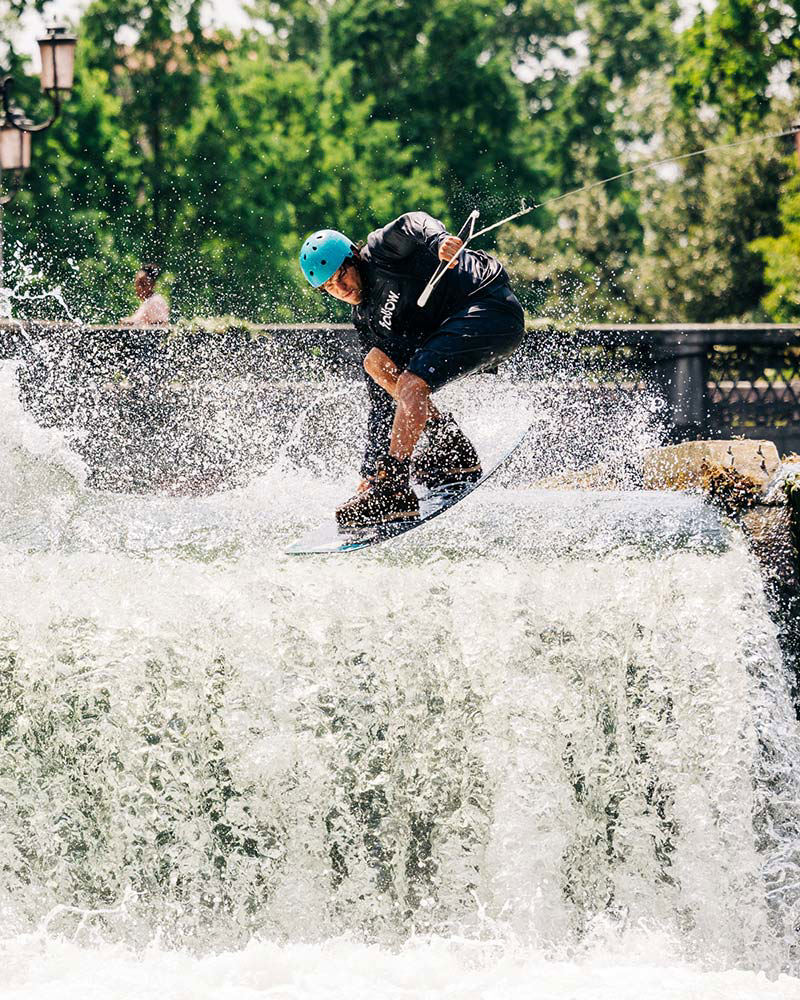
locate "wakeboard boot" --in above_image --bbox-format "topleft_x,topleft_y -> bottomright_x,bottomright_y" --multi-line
336,455 -> 419,529
411,413 -> 482,489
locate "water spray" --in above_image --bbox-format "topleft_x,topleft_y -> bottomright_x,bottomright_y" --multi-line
417,124 -> 800,308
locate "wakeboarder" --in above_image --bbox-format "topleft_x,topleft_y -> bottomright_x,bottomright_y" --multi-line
299,212 -> 525,528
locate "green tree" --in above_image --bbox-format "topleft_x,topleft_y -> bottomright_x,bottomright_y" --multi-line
673,0 -> 800,129
175,43 -> 442,319
79,0 -> 222,267
630,120 -> 790,320
751,171 -> 800,321
244,0 -> 328,63
497,152 -> 639,321
584,0 -> 679,85
7,0 -> 795,325
326,0 -> 541,215
4,45 -> 141,321
499,0 -> 680,322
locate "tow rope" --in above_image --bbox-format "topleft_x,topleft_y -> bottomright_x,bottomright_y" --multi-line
417,124 -> 800,308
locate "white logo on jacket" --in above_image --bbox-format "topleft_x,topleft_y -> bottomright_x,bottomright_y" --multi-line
379,290 -> 400,330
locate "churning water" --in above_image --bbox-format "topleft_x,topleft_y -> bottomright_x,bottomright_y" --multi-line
1,357 -> 800,999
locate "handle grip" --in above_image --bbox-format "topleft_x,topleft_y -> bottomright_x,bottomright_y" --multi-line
416,210 -> 479,309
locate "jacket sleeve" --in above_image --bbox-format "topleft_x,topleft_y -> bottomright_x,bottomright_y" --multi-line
371,212 -> 448,262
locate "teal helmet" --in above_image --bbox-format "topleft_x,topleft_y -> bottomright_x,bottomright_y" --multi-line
299,229 -> 354,288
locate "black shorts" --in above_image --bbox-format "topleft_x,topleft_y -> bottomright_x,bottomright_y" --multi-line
406,283 -> 525,391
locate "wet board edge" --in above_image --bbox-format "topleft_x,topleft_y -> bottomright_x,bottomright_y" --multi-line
286,426 -> 530,556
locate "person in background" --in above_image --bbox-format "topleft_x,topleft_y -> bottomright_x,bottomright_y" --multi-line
120,263 -> 169,326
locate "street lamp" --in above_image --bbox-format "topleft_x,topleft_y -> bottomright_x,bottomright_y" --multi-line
38,26 -> 78,96
0,114 -> 32,176
0,25 -> 77,312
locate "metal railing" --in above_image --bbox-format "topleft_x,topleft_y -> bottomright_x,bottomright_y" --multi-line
543,324 -> 800,454
2,320 -> 799,454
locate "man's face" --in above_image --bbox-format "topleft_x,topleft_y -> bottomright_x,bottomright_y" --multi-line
321,258 -> 363,305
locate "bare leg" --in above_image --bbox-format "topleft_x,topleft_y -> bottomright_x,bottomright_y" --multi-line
390,372 -> 432,460
364,347 -> 440,424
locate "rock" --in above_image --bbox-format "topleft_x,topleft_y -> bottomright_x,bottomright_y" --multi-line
741,505 -> 800,594
643,440 -> 780,493
534,463 -> 622,490
763,461 -> 800,506
785,468 -> 800,562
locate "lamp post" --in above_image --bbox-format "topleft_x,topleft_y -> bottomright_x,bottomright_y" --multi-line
0,25 -> 77,313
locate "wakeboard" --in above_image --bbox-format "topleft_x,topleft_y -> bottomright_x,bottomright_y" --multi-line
286,427 -> 529,555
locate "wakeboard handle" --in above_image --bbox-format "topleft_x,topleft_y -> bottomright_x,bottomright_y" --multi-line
417,209 -> 479,308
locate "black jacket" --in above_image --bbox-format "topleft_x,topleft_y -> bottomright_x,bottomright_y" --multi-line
352,212 -> 506,476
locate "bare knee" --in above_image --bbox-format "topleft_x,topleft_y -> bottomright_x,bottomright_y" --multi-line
396,372 -> 430,410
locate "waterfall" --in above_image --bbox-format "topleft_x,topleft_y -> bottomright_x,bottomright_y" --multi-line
1,359 -> 799,997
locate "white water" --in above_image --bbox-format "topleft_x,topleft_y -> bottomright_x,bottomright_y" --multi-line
5,932 -> 800,999
1,359 -> 800,998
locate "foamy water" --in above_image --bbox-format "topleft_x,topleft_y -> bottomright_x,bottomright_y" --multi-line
5,932 -> 800,1000
1,357 -> 799,998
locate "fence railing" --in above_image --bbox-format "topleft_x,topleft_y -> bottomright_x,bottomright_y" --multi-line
550,324 -> 800,454
2,320 -> 799,454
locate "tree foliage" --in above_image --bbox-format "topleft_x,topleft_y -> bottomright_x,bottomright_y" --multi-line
2,0 -> 799,322
673,0 -> 799,129
631,127 -> 789,320
752,172 -> 800,320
